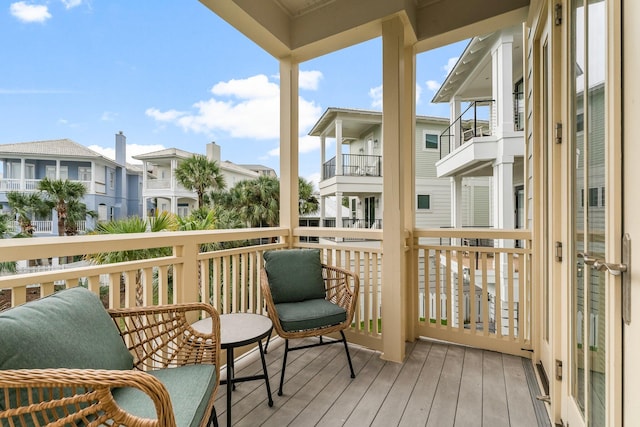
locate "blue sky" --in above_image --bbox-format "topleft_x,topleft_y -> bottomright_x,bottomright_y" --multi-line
1,1 -> 467,189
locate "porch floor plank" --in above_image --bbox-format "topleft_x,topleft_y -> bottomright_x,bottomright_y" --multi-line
217,338 -> 548,427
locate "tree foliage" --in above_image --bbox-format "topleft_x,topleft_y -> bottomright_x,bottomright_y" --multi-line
175,155 -> 226,208
211,176 -> 318,228
37,178 -> 88,236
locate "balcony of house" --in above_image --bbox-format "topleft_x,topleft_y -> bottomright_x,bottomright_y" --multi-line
0,226 -> 546,426
320,154 -> 383,197
0,178 -> 92,193
436,99 -> 524,178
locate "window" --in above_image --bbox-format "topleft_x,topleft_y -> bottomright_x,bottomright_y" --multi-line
78,167 -> 91,181
59,166 -> 68,180
46,165 -> 56,179
424,133 -> 439,150
98,204 -> 107,222
417,194 -> 431,210
109,171 -> 115,190
589,187 -> 599,207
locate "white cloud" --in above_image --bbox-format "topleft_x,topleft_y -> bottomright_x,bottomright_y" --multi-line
61,0 -> 82,9
369,85 -> 382,109
10,2 -> 51,23
444,56 -> 459,75
426,80 -> 441,91
87,143 -> 166,165
146,74 -> 322,141
266,135 -> 320,158
101,111 -> 117,121
299,70 -> 323,90
145,108 -> 187,122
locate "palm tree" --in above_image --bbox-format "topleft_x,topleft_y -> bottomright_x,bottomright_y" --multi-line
298,177 -> 319,215
85,212 -> 177,306
213,175 -> 318,227
37,178 -> 87,237
64,199 -> 97,236
175,155 -> 226,209
7,191 -> 49,235
0,213 -> 17,274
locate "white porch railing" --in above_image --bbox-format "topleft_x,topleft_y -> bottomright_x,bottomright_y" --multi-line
413,228 -> 532,357
0,226 -> 531,357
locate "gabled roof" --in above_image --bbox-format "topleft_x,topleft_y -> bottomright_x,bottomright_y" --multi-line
0,139 -> 119,166
308,107 -> 450,138
132,148 -> 194,160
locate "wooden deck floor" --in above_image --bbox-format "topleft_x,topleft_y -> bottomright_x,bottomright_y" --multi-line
214,338 -> 551,427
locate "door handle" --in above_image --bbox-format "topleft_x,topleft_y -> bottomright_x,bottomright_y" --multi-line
578,235 -> 631,325
592,259 -> 627,276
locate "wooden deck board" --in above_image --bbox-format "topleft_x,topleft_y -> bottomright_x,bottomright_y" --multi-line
218,338 -> 547,427
454,347 -> 484,427
482,350 -> 510,427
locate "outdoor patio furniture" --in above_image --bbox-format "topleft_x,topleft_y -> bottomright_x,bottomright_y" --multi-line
261,248 -> 360,396
0,287 -> 221,427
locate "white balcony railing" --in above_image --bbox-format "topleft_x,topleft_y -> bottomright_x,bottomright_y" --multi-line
0,179 -> 93,192
0,226 -> 530,357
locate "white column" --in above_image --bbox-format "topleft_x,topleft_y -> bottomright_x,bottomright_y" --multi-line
451,176 -> 463,246
56,160 -> 61,179
90,161 -> 96,194
279,58 -> 299,242
319,196 -> 325,227
170,160 -> 177,191
171,196 -> 178,215
335,119 -> 343,176
491,33 -> 515,136
449,96 -> 462,150
320,135 -> 326,179
381,16 -> 411,362
20,158 -> 25,190
493,157 -> 514,336
335,191 -> 343,227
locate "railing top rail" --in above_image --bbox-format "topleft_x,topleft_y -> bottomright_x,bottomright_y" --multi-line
415,227 -> 531,240
0,227 -> 290,262
294,226 -> 382,240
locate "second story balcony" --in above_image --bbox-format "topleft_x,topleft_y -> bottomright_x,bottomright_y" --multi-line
322,154 -> 382,180
0,178 -> 92,193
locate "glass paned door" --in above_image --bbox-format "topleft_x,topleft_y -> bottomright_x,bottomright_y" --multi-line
571,0 -> 607,425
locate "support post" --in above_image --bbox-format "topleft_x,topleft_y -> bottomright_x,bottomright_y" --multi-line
279,58 -> 299,246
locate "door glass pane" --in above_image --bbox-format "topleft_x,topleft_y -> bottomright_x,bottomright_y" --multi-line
587,0 -> 606,424
572,0 -> 586,416
572,0 -> 607,424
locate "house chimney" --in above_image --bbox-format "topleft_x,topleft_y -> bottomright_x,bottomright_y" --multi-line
115,131 -> 126,166
206,141 -> 220,163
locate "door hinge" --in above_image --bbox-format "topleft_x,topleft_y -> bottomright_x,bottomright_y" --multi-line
555,122 -> 562,144
555,3 -> 562,26
555,359 -> 563,381
555,241 -> 562,262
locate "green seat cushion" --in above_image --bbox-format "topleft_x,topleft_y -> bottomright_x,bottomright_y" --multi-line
0,287 -> 133,371
263,249 -> 325,304
112,365 -> 217,427
275,298 -> 347,332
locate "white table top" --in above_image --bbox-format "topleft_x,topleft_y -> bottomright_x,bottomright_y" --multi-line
192,313 -> 272,348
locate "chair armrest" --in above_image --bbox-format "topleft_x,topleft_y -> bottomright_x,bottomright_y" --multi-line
0,368 -> 176,427
108,303 -> 220,374
322,264 -> 360,324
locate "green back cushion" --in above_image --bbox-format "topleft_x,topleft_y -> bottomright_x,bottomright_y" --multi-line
0,286 -> 134,371
263,249 -> 326,304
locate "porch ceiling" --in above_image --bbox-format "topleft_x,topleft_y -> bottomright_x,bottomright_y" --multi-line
199,0 -> 530,61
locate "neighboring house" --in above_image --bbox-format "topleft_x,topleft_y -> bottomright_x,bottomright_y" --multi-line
133,142 -> 260,218
0,132 -> 142,235
237,164 -> 277,178
311,107 -> 491,233
433,25 -> 526,237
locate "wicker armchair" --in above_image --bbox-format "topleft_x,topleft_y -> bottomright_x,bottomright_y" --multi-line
0,287 -> 221,427
261,249 -> 359,396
